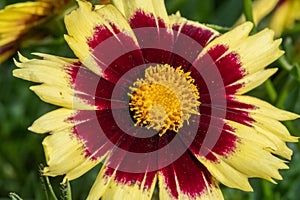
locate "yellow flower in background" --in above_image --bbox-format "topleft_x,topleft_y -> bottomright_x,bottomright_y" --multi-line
0,0 -> 71,64
269,0 -> 300,35
237,0 -> 300,36
13,0 -> 299,199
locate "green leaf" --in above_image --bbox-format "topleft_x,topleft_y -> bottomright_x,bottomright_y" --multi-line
290,64 -> 300,82
206,24 -> 231,33
277,55 -> 294,71
265,79 -> 278,103
212,0 -> 243,27
243,0 -> 257,33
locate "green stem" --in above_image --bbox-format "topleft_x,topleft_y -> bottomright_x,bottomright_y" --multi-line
265,79 -> 278,103
275,78 -> 296,108
277,55 -> 294,71
261,180 -> 273,200
243,0 -> 257,33
206,24 -> 231,33
44,176 -> 58,200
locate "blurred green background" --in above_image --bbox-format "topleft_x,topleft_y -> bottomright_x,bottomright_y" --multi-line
0,0 -> 300,199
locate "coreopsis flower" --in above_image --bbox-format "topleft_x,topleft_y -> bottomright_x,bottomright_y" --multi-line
13,0 -> 298,199
237,0 -> 300,36
0,0 -> 71,63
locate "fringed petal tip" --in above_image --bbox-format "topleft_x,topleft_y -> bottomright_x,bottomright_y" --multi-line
12,52 -> 97,110
194,117 -> 295,192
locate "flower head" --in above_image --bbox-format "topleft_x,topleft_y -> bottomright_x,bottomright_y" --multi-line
0,0 -> 71,63
13,0 -> 298,199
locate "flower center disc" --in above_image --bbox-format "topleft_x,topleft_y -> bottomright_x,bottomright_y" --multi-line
129,64 -> 200,136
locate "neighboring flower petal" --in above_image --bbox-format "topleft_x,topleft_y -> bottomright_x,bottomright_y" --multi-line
269,0 -> 300,35
158,151 -> 223,200
0,44 -> 16,63
236,0 -> 300,36
0,1 -> 53,63
0,1 -> 51,31
235,0 -> 279,26
252,0 -> 279,25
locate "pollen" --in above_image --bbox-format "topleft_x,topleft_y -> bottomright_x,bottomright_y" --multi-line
128,64 -> 200,136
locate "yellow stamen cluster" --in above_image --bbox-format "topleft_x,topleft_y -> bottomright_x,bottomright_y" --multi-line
128,64 -> 200,136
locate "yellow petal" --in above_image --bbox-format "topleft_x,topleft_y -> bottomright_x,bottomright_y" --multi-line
87,165 -> 116,200
88,166 -> 157,200
168,12 -> 219,44
112,0 -> 169,26
101,173 -> 157,200
0,2 -> 51,17
270,0 -> 300,35
231,95 -> 298,158
196,155 -> 253,191
29,108 -> 75,134
64,0 -> 138,75
30,107 -> 106,181
30,84 -> 95,110
197,120 -> 290,191
0,35 -> 19,46
64,157 -> 102,181
235,0 -> 279,26
13,59 -> 72,87
233,29 -> 283,74
158,172 -> 224,200
251,119 -> 295,159
42,128 -> 93,177
231,68 -> 278,94
203,22 -> 253,53
13,53 -> 96,110
202,23 -> 283,77
0,46 -> 15,63
0,1 -> 52,63
233,95 -> 300,121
